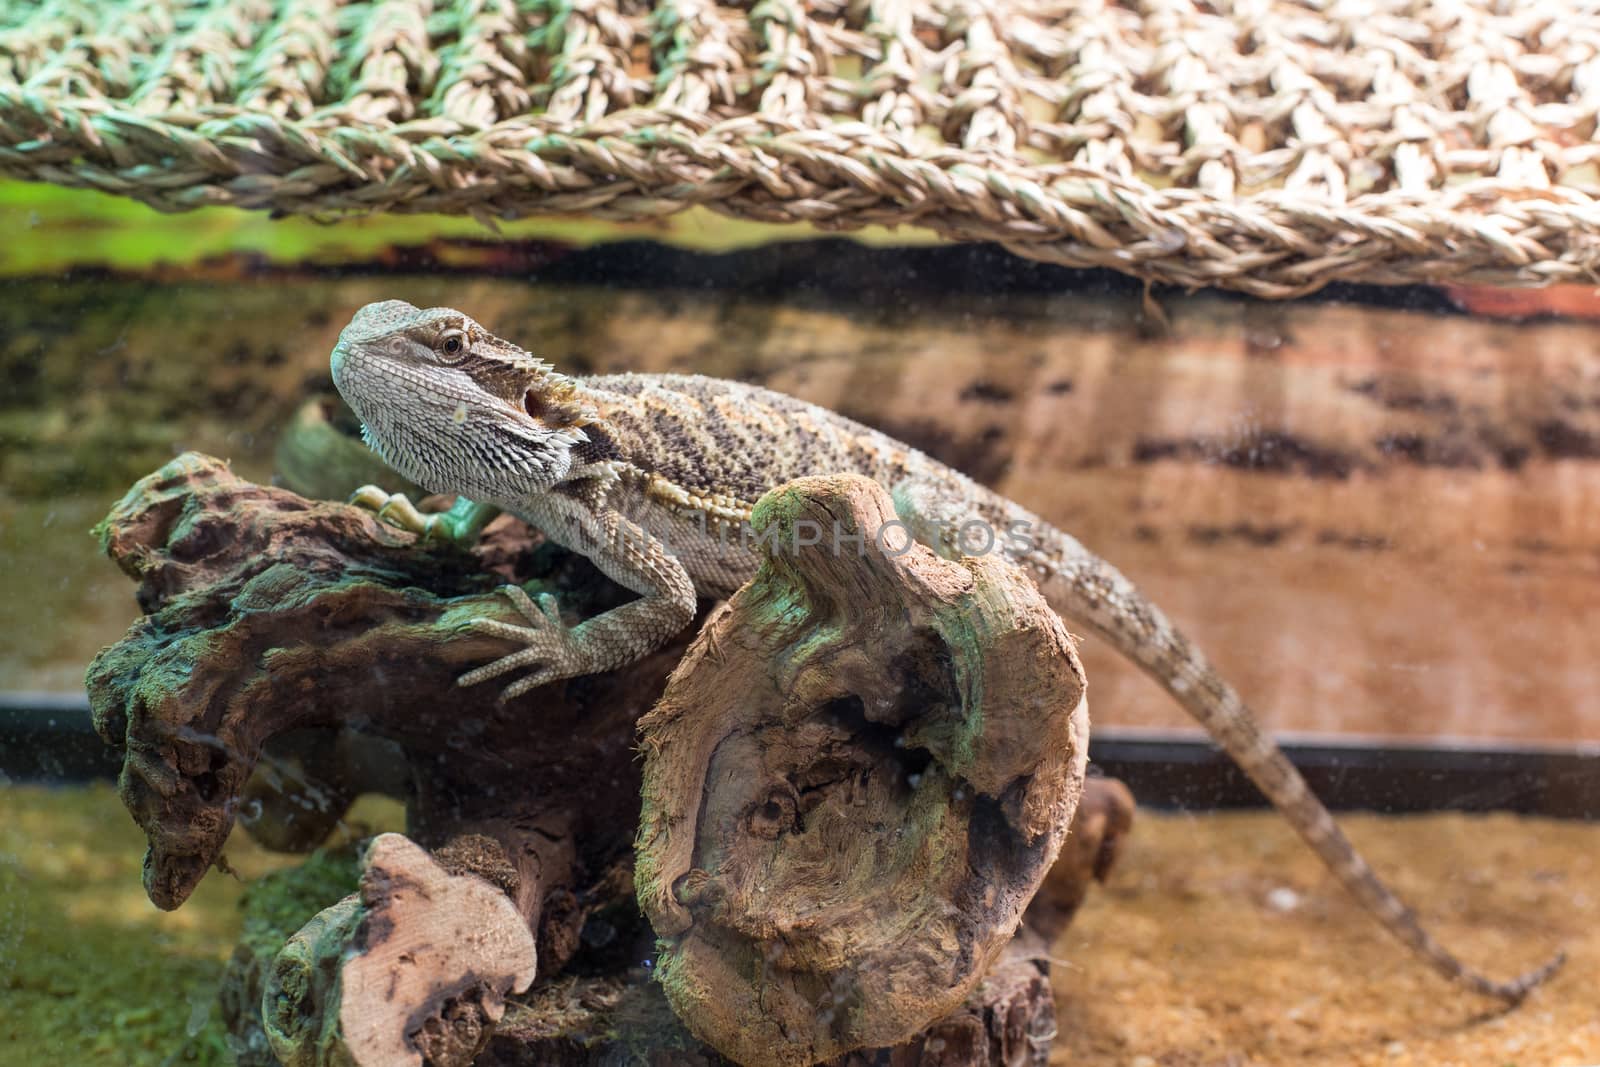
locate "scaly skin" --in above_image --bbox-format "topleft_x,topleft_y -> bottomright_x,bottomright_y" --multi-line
330,299 -> 1563,1003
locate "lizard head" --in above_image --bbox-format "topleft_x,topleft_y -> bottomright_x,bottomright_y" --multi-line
331,300 -> 596,501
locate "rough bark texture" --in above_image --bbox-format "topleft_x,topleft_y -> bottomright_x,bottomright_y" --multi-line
87,454 -> 1125,1067
477,931 -> 1063,1067
85,452 -> 680,1065
1023,777 -> 1136,944
636,475 -> 1091,1066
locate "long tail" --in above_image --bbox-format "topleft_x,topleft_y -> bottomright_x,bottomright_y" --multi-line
1037,529 -> 1564,1002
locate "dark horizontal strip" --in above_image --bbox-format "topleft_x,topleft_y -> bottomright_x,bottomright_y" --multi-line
0,692 -> 123,784
1089,730 -> 1600,819
4,693 -> 1595,818
45,239 -> 1477,318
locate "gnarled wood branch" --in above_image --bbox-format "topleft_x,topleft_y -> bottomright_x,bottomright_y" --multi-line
86,452 -> 679,1065
88,454 -> 1130,1067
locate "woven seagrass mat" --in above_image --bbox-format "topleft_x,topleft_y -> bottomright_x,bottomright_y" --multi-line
4,0 -> 1600,296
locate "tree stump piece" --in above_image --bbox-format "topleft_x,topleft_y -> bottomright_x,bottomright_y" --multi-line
86,451 -> 673,910
264,834 -> 538,1067
636,474 -> 1090,1066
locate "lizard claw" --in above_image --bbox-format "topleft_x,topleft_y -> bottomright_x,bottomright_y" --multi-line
351,485 -> 436,538
459,585 -> 588,699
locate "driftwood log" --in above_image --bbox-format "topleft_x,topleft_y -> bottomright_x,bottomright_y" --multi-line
88,451 -> 685,1065
87,452 -> 1133,1067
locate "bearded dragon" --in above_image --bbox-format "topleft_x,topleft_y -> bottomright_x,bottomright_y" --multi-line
330,298 -> 1562,1003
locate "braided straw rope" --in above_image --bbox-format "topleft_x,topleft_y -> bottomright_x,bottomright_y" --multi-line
5,0 -> 1600,295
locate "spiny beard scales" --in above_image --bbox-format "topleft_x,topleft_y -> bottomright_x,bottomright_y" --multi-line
344,350 -> 581,506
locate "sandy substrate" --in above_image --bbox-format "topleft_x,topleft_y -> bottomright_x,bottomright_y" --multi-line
1052,809 -> 1600,1067
3,785 -> 1594,1066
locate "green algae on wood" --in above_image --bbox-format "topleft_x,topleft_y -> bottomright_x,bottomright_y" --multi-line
221,845 -> 364,1067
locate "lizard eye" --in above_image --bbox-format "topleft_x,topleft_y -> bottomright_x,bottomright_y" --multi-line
438,331 -> 467,363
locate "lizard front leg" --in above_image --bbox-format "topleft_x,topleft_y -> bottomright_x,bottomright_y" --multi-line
461,499 -> 697,700
351,487 -> 501,549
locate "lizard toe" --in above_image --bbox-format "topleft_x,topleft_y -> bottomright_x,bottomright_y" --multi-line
500,584 -> 564,628
498,670 -> 559,701
466,618 -> 539,643
459,604 -> 585,695
459,643 -> 547,687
